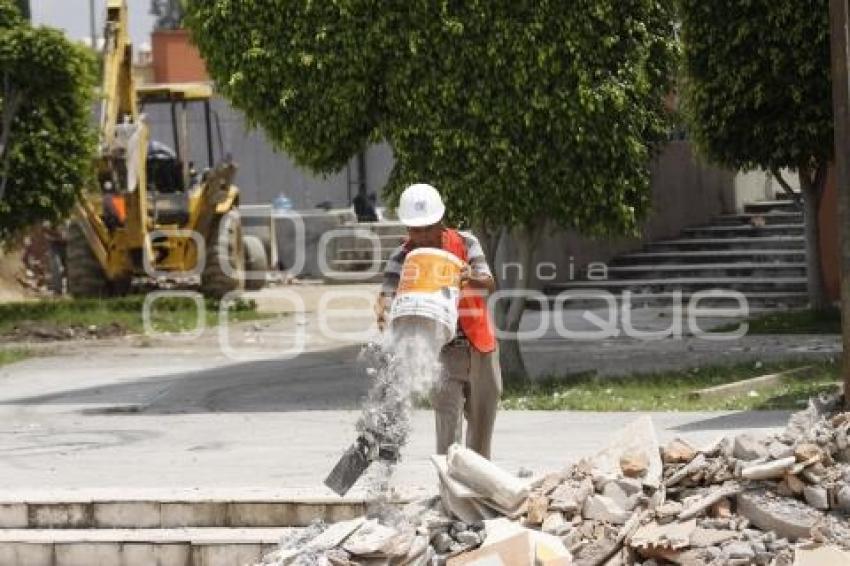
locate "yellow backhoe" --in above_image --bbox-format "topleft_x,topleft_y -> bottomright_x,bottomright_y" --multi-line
66,0 -> 267,298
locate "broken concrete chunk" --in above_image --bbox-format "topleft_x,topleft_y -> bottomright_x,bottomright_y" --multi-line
342,519 -> 400,556
794,544 -> 850,566
662,438 -> 697,464
620,450 -> 649,479
583,494 -> 630,525
794,443 -> 824,463
306,517 -> 367,552
454,530 -> 481,547
447,531 -> 532,565
525,494 -> 549,525
835,485 -> 850,513
723,540 -> 755,560
549,479 -> 593,514
785,473 -> 806,496
733,434 -> 769,461
655,500 -> 683,522
678,483 -> 742,521
741,456 -> 795,480
802,485 -> 829,511
709,498 -> 732,519
590,416 -> 663,489
665,453 -> 707,487
446,444 -> 530,512
630,518 -> 696,550
768,441 -> 795,460
689,527 -> 738,548
541,512 -> 566,535
602,481 -> 632,511
737,491 -> 822,541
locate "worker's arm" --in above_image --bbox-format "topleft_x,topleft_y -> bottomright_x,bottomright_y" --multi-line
374,292 -> 393,331
460,232 -> 496,293
460,263 -> 495,293
376,245 -> 405,331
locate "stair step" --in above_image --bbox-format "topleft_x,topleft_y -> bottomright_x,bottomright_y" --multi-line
612,250 -> 806,266
681,224 -> 803,238
648,236 -> 804,251
547,276 -> 807,295
743,200 -> 801,214
711,212 -> 802,226
603,262 -> 806,279
0,496 -> 374,528
539,291 -> 809,310
0,527 -> 292,566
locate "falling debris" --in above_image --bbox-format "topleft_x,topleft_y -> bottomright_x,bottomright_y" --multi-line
265,393 -> 850,565
324,318 -> 444,496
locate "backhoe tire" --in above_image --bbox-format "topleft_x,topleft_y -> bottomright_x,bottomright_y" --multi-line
66,222 -> 110,298
242,235 -> 268,291
200,210 -> 245,299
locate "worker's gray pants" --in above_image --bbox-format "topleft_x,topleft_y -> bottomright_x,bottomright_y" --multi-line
431,343 -> 502,459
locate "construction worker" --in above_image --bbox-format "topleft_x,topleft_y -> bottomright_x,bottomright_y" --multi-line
375,183 -> 502,459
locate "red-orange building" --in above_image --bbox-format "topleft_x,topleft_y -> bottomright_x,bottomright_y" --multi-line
151,29 -> 208,83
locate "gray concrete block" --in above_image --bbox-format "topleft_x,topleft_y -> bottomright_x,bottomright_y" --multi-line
55,543 -> 121,566
326,501 -> 367,523
93,502 -> 161,528
120,543 -> 190,566
191,544 -> 267,566
0,503 -> 28,528
226,503 -> 295,527
30,504 -> 92,529
161,502 -> 228,528
0,542 -> 54,566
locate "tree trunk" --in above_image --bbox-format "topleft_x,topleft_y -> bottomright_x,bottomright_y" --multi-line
798,164 -> 829,311
828,0 -> 850,408
0,74 -> 23,202
494,223 -> 543,383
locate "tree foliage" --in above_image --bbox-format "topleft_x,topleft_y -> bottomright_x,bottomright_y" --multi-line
0,0 -> 97,241
678,0 -> 832,310
185,0 -> 677,236
678,0 -> 832,173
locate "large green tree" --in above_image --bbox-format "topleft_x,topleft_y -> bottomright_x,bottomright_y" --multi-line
186,0 -> 677,378
679,0 -> 833,310
0,1 -> 97,241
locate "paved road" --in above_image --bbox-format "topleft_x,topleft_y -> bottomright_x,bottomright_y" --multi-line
0,284 -> 834,497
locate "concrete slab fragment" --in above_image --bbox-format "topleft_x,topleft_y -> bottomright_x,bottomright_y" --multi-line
794,544 -> 850,566
737,491 -> 822,541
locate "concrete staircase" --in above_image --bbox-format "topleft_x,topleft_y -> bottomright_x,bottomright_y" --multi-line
545,198 -> 808,310
0,493 -> 373,565
322,221 -> 407,283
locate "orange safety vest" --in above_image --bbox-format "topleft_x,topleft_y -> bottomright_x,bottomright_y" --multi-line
403,229 -> 496,353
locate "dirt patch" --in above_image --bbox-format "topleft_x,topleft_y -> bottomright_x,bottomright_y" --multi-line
1,321 -> 128,342
0,249 -> 36,303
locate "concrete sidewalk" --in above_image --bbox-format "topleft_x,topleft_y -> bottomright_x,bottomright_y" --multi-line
0,400 -> 790,500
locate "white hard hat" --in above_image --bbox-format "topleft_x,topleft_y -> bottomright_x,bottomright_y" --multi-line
397,183 -> 446,227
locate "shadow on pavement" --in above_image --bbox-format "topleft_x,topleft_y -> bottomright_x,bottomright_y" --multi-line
670,410 -> 791,432
0,345 -> 371,414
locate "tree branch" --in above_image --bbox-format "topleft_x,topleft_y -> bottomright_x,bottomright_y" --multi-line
770,168 -> 802,207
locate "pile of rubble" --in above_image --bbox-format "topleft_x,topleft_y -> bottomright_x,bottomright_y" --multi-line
261,394 -> 850,565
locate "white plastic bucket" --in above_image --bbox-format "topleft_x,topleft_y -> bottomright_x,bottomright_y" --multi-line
389,248 -> 463,346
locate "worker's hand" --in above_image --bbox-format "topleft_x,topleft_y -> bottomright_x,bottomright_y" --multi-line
459,263 -> 472,284
374,294 -> 391,332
